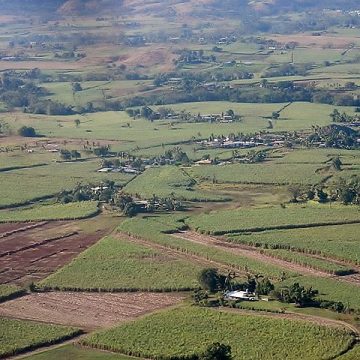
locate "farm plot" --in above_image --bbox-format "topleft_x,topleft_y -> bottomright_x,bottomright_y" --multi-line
0,292 -> 184,330
228,223 -> 360,264
124,166 -> 229,202
119,216 -> 295,279
22,345 -> 135,360
0,160 -> 133,208
0,317 -> 81,359
39,235 -> 203,291
186,204 -> 360,235
0,202 -> 99,223
280,276 -> 360,311
188,162 -> 325,186
0,218 -> 110,285
82,306 -> 354,360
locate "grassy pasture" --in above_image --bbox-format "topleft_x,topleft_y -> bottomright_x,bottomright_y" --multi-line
186,204 -> 360,235
338,346 -> 360,360
119,215 -> 295,279
0,201 -> 99,222
82,306 -> 354,360
40,235 -> 202,291
189,162 -> 325,185
228,223 -> 360,264
22,345 -> 135,360
0,317 -> 81,358
0,160 -> 132,207
124,166 -> 228,202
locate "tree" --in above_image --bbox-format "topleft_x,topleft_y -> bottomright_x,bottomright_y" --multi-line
201,343 -> 232,360
72,82 -> 82,92
198,268 -> 223,293
288,184 -> 302,203
256,278 -> 274,295
18,126 -> 36,137
332,156 -> 342,171
271,111 -> 280,120
74,119 -> 81,127
70,150 -> 81,160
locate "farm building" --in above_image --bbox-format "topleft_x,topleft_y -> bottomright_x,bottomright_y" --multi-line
224,290 -> 257,301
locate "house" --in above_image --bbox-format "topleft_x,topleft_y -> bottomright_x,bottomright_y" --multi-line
195,159 -> 212,165
97,167 -> 113,173
224,290 -> 257,301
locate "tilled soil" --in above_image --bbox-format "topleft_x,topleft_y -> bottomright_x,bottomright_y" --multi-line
0,291 -> 185,330
0,221 -> 107,285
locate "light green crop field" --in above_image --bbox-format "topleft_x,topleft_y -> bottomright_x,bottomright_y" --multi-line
124,166 -> 228,202
0,317 -> 81,358
40,235 -> 202,291
119,215 -> 295,279
0,284 -> 25,302
0,160 -> 133,207
188,162 -> 325,185
82,306 -> 354,360
338,346 -> 360,360
280,276 -> 360,311
262,249 -> 354,275
186,204 -> 360,235
23,345 -> 135,360
0,201 -> 99,222
228,223 -> 360,264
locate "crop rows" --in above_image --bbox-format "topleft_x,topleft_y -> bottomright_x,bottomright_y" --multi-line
39,235 -> 202,291
82,306 -> 354,360
0,317 -> 81,359
186,205 -> 360,235
0,202 -> 99,222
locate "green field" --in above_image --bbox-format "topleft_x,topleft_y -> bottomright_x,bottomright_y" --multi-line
124,166 -> 228,202
189,162 -> 326,185
119,215 -> 295,279
280,276 -> 360,311
82,306 -> 354,360
40,235 -> 202,291
228,223 -> 360,264
187,204 -> 360,234
262,249 -> 354,275
338,346 -> 360,360
0,160 -> 132,207
0,317 -> 81,358
22,345 -> 136,360
0,201 -> 99,222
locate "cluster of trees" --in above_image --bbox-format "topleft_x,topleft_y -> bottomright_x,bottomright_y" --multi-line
18,126 -> 37,137
288,175 -> 360,205
262,63 -> 313,78
174,49 -> 216,66
307,124 -> 359,149
272,283 -> 318,307
197,268 -> 274,296
330,109 -> 360,123
59,149 -> 81,161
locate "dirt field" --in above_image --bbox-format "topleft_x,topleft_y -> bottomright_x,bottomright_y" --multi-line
0,291 -> 184,330
0,218 -> 113,285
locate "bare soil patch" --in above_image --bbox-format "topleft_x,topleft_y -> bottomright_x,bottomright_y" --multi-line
0,219 -> 112,286
0,291 -> 184,330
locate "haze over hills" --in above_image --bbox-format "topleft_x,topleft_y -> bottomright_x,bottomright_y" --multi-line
0,0 -> 359,16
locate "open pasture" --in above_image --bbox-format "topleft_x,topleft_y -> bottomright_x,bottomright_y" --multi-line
82,306 -> 354,360
40,235 -> 202,291
189,162 -> 325,185
0,159 -> 132,207
186,204 -> 360,235
124,166 -> 228,202
0,317 -> 81,359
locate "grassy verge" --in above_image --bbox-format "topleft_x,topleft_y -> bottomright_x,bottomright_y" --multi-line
0,284 -> 26,303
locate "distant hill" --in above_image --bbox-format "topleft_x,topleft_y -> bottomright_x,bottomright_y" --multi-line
0,0 -> 359,16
